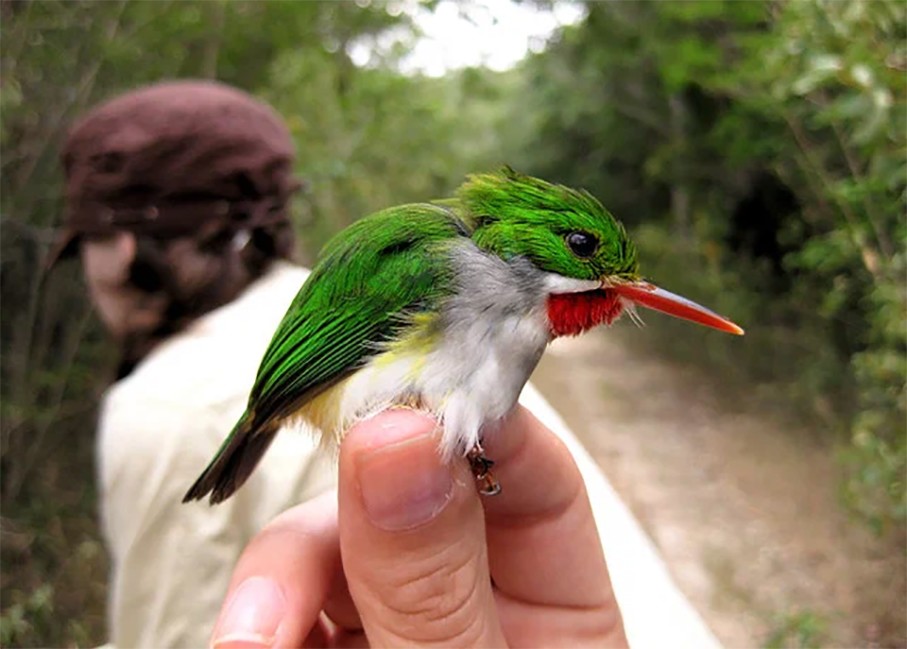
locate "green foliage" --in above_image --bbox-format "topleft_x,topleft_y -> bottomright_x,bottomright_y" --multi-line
738,0 -> 906,535
508,0 -> 906,535
763,610 -> 827,649
0,584 -> 54,646
264,51 -> 481,254
0,431 -> 107,647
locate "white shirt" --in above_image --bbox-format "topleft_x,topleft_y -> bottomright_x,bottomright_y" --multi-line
97,262 -> 335,648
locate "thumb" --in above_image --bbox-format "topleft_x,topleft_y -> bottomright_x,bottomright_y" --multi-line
338,410 -> 507,647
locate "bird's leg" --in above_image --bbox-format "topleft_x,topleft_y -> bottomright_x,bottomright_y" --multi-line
467,442 -> 501,496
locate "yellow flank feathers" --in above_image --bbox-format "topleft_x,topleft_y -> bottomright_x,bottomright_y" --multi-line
380,312 -> 439,377
294,379 -> 349,447
292,314 -> 442,448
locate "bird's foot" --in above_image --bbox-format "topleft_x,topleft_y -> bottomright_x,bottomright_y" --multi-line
467,443 -> 501,496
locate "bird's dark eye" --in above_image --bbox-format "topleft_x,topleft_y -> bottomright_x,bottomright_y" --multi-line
566,232 -> 598,258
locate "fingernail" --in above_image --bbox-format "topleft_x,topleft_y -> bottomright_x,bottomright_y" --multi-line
353,412 -> 453,531
211,577 -> 286,649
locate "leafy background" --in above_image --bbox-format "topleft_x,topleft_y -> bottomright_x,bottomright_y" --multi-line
1,0 -> 904,646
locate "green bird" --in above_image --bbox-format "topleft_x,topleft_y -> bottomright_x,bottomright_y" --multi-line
184,168 -> 742,504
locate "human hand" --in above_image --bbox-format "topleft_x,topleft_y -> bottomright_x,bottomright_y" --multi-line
210,407 -> 627,647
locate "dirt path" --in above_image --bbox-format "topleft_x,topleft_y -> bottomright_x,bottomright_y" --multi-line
530,330 -> 905,648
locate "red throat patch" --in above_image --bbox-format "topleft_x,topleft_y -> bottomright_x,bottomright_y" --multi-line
546,290 -> 625,337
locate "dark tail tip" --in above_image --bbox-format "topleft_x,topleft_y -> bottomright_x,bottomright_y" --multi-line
181,474 -> 225,505
181,420 -> 279,506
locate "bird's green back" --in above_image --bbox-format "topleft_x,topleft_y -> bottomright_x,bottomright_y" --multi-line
246,203 -> 467,428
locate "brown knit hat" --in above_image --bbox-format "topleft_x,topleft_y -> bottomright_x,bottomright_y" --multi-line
48,80 -> 300,266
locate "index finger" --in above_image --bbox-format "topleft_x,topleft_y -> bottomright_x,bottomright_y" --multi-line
211,492 -> 340,649
482,405 -> 627,645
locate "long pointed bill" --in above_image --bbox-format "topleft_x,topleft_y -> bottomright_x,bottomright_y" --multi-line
611,282 -> 744,336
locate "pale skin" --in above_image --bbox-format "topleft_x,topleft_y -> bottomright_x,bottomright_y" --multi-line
80,232 -> 166,339
80,229 -> 250,340
210,407 -> 629,648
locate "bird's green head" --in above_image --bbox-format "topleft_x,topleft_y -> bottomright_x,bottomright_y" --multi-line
458,167 -> 639,283
458,167 -> 744,337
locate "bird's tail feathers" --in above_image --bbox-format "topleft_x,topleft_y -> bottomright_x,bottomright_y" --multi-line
182,414 -> 279,505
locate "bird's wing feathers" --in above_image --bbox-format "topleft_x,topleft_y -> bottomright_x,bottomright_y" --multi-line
184,203 -> 468,503
250,202 -> 467,427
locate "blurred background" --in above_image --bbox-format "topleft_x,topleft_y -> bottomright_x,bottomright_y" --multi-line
1,0 -> 904,646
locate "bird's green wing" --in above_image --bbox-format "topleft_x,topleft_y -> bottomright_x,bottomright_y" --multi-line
184,203 -> 468,504
250,202 -> 468,426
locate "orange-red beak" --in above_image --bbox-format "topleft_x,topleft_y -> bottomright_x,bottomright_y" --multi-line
611,281 -> 744,336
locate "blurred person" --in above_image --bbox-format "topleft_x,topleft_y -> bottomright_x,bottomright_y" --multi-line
48,80 -> 334,648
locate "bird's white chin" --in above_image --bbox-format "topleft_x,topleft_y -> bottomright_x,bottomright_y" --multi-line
541,273 -> 601,295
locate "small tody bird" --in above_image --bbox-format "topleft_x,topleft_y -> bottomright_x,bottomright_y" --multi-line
184,168 -> 743,503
